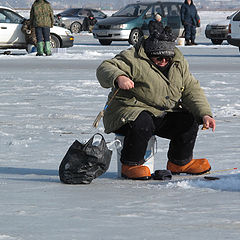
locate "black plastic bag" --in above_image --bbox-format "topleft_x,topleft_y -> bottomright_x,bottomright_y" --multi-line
59,133 -> 112,184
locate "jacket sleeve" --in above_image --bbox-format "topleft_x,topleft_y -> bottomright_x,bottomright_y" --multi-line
181,58 -> 213,122
96,50 -> 135,89
180,4 -> 185,24
49,5 -> 54,27
196,12 -> 200,27
29,6 -> 34,27
21,20 -> 28,33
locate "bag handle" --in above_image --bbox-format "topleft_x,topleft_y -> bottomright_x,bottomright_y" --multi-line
83,133 -> 106,149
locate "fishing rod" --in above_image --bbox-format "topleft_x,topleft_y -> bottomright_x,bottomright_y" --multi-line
92,88 -> 120,128
173,167 -> 238,181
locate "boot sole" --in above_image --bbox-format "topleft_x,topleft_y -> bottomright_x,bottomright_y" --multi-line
121,173 -> 151,180
171,167 -> 211,175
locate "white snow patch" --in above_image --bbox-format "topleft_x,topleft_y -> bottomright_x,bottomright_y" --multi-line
166,180 -> 194,189
0,235 -> 21,240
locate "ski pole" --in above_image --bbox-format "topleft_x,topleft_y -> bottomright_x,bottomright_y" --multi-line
92,88 -> 119,128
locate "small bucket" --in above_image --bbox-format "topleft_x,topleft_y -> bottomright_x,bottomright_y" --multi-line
177,37 -> 185,46
115,135 -> 156,178
27,44 -> 37,53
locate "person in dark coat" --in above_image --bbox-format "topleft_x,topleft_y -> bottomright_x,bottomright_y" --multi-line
180,0 -> 200,45
21,19 -> 37,46
83,13 -> 97,32
21,19 -> 37,53
148,13 -> 164,37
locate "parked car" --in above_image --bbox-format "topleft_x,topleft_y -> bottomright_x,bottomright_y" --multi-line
205,12 -> 236,45
227,10 -> 240,52
56,8 -> 107,33
92,1 -> 184,45
0,6 -> 74,51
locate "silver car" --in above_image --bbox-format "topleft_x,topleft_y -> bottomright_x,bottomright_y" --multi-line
227,10 -> 240,52
205,12 -> 236,45
56,8 -> 107,33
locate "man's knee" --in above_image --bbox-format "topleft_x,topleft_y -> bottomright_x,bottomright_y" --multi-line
131,111 -> 155,137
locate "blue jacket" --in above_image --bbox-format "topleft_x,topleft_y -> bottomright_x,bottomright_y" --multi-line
180,0 -> 200,26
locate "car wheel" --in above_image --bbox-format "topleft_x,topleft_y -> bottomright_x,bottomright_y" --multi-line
99,39 -> 112,45
70,22 -> 82,33
50,34 -> 61,48
211,39 -> 223,45
128,29 -> 143,45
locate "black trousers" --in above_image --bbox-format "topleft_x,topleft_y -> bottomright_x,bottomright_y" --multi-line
184,24 -> 196,41
35,27 -> 50,42
114,111 -> 199,166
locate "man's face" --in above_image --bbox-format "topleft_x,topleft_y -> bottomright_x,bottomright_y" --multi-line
150,56 -> 172,67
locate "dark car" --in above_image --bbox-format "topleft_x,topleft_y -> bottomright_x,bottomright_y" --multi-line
56,8 -> 107,33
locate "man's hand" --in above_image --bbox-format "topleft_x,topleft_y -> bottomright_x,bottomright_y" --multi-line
116,75 -> 134,90
202,115 -> 216,132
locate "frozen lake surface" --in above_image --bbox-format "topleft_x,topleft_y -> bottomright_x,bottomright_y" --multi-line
0,10 -> 240,240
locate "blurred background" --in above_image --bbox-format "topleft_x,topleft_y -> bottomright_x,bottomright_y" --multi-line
0,0 -> 239,11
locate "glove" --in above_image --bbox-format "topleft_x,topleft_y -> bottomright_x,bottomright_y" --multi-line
197,19 -> 200,27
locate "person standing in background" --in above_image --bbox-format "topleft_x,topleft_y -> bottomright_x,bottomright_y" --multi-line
148,13 -> 164,37
30,0 -> 54,56
180,0 -> 200,45
83,13 -> 97,33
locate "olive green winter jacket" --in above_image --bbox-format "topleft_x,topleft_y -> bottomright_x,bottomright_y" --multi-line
96,38 -> 212,134
30,0 -> 54,28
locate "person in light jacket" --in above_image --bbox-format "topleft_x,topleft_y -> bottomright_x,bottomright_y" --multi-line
96,27 -> 215,180
30,0 -> 54,56
180,0 -> 200,45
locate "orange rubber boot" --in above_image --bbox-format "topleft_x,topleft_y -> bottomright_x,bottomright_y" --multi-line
121,164 -> 151,180
167,158 -> 211,175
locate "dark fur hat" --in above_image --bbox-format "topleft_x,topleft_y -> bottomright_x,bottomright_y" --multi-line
144,26 -> 176,57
